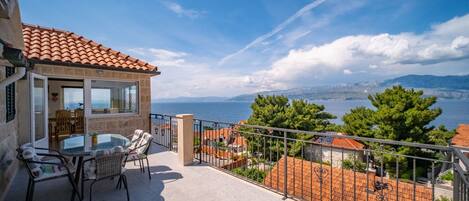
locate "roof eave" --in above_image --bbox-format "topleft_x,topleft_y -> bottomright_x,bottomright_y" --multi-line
30,59 -> 160,75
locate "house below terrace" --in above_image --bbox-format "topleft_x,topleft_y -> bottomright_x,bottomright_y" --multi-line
306,134 -> 365,167
202,127 -> 247,154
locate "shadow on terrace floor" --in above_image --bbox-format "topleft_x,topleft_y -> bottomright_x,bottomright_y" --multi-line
6,143 -> 286,201
5,145 -> 182,201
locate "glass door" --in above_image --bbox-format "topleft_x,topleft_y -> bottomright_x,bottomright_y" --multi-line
30,73 -> 48,148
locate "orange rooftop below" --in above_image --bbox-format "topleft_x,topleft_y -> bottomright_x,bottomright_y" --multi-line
452,124 -> 469,147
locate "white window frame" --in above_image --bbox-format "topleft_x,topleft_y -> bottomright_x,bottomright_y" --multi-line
30,73 -> 48,148
84,78 -> 140,118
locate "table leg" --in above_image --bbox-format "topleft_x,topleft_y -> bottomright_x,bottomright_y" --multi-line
71,156 -> 83,201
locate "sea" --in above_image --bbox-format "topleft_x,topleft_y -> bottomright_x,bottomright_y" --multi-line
152,99 -> 469,130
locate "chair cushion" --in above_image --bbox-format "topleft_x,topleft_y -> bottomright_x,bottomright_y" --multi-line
22,147 -> 44,177
34,162 -> 76,181
131,130 -> 144,142
127,152 -> 147,161
20,145 -> 74,179
129,130 -> 144,150
135,133 -> 152,154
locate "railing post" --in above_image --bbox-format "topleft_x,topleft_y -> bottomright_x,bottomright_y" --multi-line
176,114 -> 194,166
283,131 -> 288,200
454,155 -> 461,201
148,114 -> 152,134
169,116 -> 173,150
199,120 -> 202,164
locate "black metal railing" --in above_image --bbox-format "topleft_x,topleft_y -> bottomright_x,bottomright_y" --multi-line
149,114 -> 178,152
152,113 -> 469,201
453,147 -> 469,201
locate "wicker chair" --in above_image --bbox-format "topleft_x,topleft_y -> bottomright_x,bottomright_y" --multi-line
54,110 -> 73,142
16,146 -> 81,201
126,132 -> 153,180
82,149 -> 129,201
73,109 -> 85,134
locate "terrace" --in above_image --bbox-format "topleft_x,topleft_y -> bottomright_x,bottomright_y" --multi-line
3,113 -> 469,201
1,88 -> 465,200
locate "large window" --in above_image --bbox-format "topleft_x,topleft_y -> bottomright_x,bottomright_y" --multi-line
91,80 -> 138,114
63,87 -> 83,110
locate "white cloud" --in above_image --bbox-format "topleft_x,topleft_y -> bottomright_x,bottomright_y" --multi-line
134,14 -> 469,98
218,0 -> 326,65
248,14 -> 469,89
129,48 -> 256,98
129,48 -> 188,67
162,1 -> 204,19
431,14 -> 469,37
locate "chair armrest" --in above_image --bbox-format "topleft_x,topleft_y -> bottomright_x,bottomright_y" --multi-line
34,147 -> 61,154
36,153 -> 69,164
26,159 -> 64,167
34,148 -> 69,164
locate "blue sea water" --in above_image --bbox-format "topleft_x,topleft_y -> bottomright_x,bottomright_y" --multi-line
152,100 -> 469,130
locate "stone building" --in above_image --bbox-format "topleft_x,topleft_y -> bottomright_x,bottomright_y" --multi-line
0,1 -> 158,199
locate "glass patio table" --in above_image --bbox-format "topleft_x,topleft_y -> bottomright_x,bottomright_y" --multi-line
59,134 -> 131,156
58,134 -> 131,201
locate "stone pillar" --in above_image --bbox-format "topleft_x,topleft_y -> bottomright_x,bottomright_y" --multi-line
177,114 -> 194,166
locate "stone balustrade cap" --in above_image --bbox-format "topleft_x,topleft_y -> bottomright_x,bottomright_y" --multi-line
176,114 -> 194,119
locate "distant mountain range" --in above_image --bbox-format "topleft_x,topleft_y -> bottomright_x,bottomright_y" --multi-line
229,74 -> 469,102
155,74 -> 469,102
380,74 -> 469,90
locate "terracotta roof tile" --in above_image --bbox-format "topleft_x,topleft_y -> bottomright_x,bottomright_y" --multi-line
201,128 -> 247,147
452,124 -> 469,147
22,24 -> 157,73
316,134 -> 365,150
332,138 -> 365,150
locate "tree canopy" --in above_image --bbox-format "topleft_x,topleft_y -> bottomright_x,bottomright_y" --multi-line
245,95 -> 337,157
342,85 -> 446,144
247,95 -> 336,131
342,85 -> 454,178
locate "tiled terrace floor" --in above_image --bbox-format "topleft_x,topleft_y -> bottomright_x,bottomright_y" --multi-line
6,144 -> 287,201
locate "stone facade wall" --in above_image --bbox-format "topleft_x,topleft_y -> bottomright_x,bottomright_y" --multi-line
0,0 -> 24,49
31,64 -> 153,136
0,1 -> 23,199
0,64 -> 19,201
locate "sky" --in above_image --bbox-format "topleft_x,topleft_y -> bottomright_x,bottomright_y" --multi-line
20,0 -> 469,99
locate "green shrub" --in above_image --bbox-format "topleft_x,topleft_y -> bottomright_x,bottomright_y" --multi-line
439,170 -> 453,181
400,166 -> 426,180
435,196 -> 452,201
342,157 -> 366,172
232,167 -> 266,183
194,137 -> 201,146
